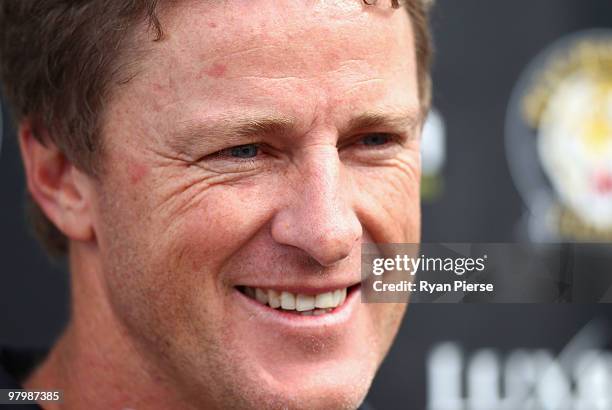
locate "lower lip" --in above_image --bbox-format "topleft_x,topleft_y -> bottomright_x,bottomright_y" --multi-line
233,286 -> 361,329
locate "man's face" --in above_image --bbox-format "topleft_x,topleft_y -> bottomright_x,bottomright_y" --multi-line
92,1 -> 421,408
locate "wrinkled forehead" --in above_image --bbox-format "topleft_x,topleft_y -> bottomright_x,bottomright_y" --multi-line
117,0 -> 418,133
147,0 -> 415,78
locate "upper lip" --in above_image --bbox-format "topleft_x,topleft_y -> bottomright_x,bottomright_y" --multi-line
236,279 -> 362,295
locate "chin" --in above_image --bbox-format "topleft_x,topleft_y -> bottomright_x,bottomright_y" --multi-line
206,289 -> 389,409
239,360 -> 375,410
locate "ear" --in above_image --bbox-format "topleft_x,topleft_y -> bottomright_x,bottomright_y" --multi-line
18,120 -> 95,244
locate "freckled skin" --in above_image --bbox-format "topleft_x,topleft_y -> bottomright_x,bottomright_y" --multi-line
28,1 -> 422,409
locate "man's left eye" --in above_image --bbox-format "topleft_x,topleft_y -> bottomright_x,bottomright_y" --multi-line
361,133 -> 393,146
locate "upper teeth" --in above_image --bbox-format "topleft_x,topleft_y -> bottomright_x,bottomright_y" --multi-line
243,287 -> 348,313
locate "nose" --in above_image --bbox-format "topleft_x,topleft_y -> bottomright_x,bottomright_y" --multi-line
271,145 -> 362,267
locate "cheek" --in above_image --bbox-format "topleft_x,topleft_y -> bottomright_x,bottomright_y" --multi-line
157,185 -> 274,278
95,180 -> 273,340
350,153 -> 422,242
128,161 -> 150,185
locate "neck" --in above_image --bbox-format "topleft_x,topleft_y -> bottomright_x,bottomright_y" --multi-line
25,242 -> 197,410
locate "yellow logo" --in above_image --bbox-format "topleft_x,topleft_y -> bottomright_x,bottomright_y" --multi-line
506,30 -> 612,241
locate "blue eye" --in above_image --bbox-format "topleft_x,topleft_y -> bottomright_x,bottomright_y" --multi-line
230,144 -> 259,158
362,133 -> 391,146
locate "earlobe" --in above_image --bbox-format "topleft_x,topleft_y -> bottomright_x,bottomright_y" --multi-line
18,120 -> 95,244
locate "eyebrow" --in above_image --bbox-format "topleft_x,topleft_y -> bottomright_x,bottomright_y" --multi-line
171,114 -> 295,154
343,109 -> 420,135
171,108 -> 420,154
218,116 -> 295,140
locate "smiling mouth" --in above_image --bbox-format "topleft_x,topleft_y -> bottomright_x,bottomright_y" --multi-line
237,285 -> 360,316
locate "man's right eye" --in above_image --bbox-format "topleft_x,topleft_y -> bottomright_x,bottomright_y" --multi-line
196,143 -> 267,173
228,144 -> 259,159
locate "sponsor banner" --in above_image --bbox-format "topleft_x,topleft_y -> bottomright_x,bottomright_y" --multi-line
427,318 -> 612,410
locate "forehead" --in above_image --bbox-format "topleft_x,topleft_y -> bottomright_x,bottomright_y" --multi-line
116,0 -> 418,135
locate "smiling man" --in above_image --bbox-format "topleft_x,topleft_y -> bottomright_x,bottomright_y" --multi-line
0,0 -> 432,408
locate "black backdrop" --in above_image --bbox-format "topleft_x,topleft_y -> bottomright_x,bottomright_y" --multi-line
1,1 -> 612,409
